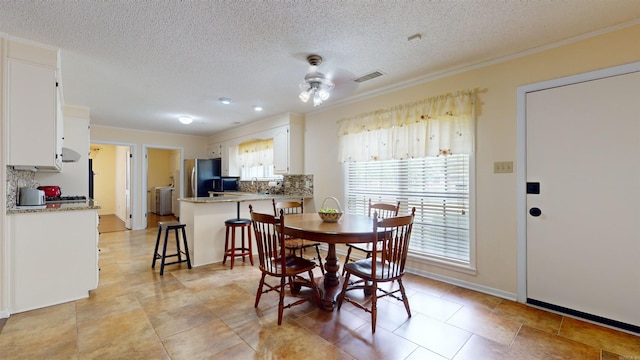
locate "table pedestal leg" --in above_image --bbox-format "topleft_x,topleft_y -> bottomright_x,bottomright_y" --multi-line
316,243 -> 342,310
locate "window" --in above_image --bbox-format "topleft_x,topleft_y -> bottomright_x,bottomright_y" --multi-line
345,154 -> 472,268
338,90 -> 475,271
240,163 -> 275,179
238,139 -> 275,179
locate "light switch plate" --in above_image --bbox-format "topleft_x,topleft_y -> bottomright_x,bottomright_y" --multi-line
494,161 -> 513,173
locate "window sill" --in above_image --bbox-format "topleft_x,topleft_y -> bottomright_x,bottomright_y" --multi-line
407,252 -> 477,276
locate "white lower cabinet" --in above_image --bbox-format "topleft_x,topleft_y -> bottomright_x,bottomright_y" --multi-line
9,210 -> 99,313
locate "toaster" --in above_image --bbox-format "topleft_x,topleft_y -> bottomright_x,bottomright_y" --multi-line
18,188 -> 46,206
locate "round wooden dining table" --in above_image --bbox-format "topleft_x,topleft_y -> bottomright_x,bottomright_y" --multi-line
283,212 -> 375,310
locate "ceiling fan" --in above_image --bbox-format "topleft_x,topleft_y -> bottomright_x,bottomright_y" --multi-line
299,54 -> 335,107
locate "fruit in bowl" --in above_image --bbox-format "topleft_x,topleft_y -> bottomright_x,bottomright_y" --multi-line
318,207 -> 343,222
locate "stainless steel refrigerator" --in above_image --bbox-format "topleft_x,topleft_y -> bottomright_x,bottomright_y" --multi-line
184,158 -> 221,197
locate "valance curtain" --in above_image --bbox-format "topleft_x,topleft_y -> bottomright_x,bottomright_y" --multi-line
337,90 -> 475,162
238,138 -> 274,168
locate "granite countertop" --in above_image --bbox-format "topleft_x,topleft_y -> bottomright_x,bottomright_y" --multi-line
179,193 -> 310,204
7,200 -> 101,214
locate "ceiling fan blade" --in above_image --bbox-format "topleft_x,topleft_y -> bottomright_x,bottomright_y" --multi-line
326,68 -> 359,99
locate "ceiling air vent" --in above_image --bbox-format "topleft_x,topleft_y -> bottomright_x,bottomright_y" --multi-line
354,70 -> 385,83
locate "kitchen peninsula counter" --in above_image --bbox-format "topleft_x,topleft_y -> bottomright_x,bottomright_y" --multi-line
180,193 -> 298,204
7,200 -> 101,214
179,193 -> 312,267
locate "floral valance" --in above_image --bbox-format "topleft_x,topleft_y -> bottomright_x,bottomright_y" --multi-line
239,138 -> 274,168
238,138 -> 273,154
337,90 -> 475,162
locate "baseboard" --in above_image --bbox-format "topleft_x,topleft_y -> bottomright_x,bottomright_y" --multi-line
0,310 -> 10,319
404,268 -> 518,301
332,245 -> 518,301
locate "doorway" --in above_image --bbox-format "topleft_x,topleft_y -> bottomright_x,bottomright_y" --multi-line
517,62 -> 640,332
90,143 -> 134,233
144,146 -> 182,228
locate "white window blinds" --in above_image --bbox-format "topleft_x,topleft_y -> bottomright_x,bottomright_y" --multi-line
345,154 -> 470,264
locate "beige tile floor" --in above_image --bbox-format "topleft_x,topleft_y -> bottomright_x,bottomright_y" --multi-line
1,226 -> 639,359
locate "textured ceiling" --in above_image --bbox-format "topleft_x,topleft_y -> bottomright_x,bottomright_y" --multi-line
0,1 -> 639,136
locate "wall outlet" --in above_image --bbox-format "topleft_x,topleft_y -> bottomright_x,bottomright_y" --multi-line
494,161 -> 513,173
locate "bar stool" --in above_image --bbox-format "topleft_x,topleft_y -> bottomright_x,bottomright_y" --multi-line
152,220 -> 192,275
223,218 -> 253,269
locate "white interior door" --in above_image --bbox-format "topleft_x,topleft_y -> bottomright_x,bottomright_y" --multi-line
526,70 -> 640,330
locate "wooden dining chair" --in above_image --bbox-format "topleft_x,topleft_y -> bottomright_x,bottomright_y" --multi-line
337,207 -> 415,333
342,199 -> 400,275
272,198 -> 324,274
249,205 -> 321,325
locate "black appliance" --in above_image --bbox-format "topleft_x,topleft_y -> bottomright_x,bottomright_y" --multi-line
88,159 -> 94,199
214,177 -> 240,192
184,158 -> 221,197
46,195 -> 88,204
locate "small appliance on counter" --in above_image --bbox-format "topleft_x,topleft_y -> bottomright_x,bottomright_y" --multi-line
37,185 -> 61,198
214,177 -> 239,192
17,187 -> 46,206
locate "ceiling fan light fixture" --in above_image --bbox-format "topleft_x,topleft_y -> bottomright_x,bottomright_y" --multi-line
318,89 -> 331,101
299,89 -> 311,102
312,92 -> 323,107
299,54 -> 334,106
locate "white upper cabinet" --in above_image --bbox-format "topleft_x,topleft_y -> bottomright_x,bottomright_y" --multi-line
226,145 -> 239,177
208,112 -> 304,176
7,59 -> 63,171
273,126 -> 289,174
273,115 -> 303,174
208,143 -> 223,158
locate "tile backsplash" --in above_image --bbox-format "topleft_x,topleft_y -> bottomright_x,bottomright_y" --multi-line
238,174 -> 313,198
283,174 -> 313,197
6,169 -> 315,209
6,166 -> 36,209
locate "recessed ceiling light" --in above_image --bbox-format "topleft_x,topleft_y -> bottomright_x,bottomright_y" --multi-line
219,97 -> 232,104
253,105 -> 263,111
178,116 -> 193,124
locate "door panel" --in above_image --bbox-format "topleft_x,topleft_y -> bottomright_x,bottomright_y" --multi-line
526,71 -> 640,328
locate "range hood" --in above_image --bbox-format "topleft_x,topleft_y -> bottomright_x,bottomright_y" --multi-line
62,147 -> 81,163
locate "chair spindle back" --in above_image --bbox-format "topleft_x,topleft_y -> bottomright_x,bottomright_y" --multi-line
371,207 -> 416,279
273,199 -> 304,216
368,199 -> 400,219
250,206 -> 286,274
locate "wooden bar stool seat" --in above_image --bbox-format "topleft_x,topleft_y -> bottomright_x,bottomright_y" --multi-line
223,218 -> 253,269
152,220 -> 192,275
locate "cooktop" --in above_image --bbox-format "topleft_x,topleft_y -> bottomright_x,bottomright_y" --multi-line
46,196 -> 88,203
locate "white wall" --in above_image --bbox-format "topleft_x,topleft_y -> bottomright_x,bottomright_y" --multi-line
114,146 -> 128,221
